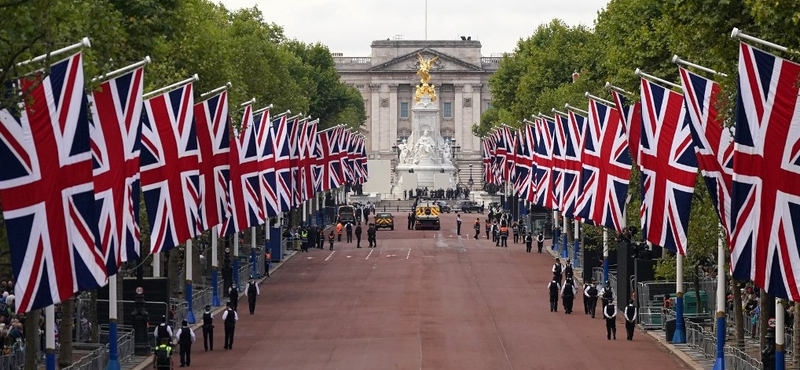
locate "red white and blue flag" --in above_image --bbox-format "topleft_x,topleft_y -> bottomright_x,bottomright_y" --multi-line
533,118 -> 555,209
574,100 -> 631,231
141,82 -> 201,254
314,127 -> 340,192
300,119 -> 318,200
194,91 -> 230,231
513,127 -> 534,202
483,139 -> 496,185
339,128 -> 353,184
89,65 -> 144,276
271,114 -> 293,212
221,105 -> 264,237
0,52 -> 106,313
255,110 -> 278,218
289,117 -> 303,208
612,90 -> 642,166
562,111 -> 586,219
679,67 -> 733,241
504,126 -> 517,183
639,78 -> 698,255
551,115 -> 568,210
730,43 -> 800,300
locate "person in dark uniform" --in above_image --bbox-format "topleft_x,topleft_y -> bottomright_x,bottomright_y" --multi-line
153,338 -> 174,370
512,222 -> 520,243
355,223 -> 363,248
345,222 -> 353,243
456,214 -> 462,236
485,219 -> 491,240
552,258 -> 563,285
547,278 -> 560,312
604,301 -> 617,340
175,319 -> 195,367
601,281 -> 615,311
536,232 -> 544,253
561,277 -> 577,314
474,218 -> 481,239
492,221 -> 499,244
153,315 -> 173,346
328,230 -> 335,250
222,301 -> 238,350
245,278 -> 260,315
624,300 -> 638,340
564,259 -> 573,279
407,213 -> 414,230
525,232 -> 533,253
585,279 -> 599,318
201,305 -> 214,351
367,224 -> 377,248
582,280 -> 592,315
228,284 -> 239,312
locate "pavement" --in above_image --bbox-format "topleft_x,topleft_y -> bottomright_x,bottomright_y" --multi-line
128,212 -> 704,370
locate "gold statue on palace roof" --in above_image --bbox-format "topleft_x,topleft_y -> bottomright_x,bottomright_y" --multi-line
415,52 -> 439,102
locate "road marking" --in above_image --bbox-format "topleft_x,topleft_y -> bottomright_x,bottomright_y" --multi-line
306,257 -> 314,260
365,249 -> 374,260
325,251 -> 335,261
346,255 -> 352,258
406,249 -> 411,259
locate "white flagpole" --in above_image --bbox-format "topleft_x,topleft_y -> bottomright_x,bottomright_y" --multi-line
673,252 -> 687,343
17,37 -> 91,67
585,92 -> 617,107
153,253 -> 160,277
211,226 -> 220,306
777,298 -> 786,370
185,239 -> 195,324
107,273 -> 120,370
731,27 -> 799,55
713,223 -> 726,370
233,232 -> 240,291
602,229 -> 609,283
45,305 -> 56,370
91,56 -> 151,83
250,227 -> 257,279
143,74 -> 198,99
672,55 -> 728,77
635,68 -> 682,90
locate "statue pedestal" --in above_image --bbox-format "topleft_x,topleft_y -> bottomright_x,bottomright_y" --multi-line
396,163 -> 456,190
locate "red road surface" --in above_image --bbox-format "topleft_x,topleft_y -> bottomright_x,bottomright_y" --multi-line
187,212 -> 688,370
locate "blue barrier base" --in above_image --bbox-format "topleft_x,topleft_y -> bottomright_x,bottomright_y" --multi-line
185,282 -> 196,324
233,259 -> 240,291
712,316 -> 725,370
106,321 -> 121,370
777,348 -> 785,370
672,295 -> 686,343
211,269 -> 220,306
561,234 -> 568,258
46,350 -> 55,370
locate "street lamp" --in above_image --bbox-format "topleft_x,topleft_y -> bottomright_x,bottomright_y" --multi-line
467,163 -> 474,190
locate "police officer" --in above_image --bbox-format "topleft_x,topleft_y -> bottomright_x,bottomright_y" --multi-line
222,301 -> 239,350
536,232 -> 544,253
228,284 -> 239,312
355,223 -> 363,248
300,228 -> 309,253
407,213 -> 414,230
582,280 -> 592,315
585,279 -> 599,318
624,299 -> 638,340
547,278 -> 560,312
474,218 -> 481,239
328,230 -> 335,250
564,259 -> 573,279
175,319 -> 195,367
552,258 -> 563,285
153,315 -> 173,346
604,301 -> 617,340
245,278 -> 260,315
601,281 -> 615,311
346,222 -> 353,243
498,224 -> 508,247
512,222 -> 520,243
485,219 -> 491,240
561,277 -> 577,314
201,305 -> 214,351
367,224 -> 377,248
525,232 -> 533,252
456,213 -> 462,236
153,338 -> 174,370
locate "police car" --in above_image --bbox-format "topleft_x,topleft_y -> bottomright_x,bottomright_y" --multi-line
375,212 -> 394,230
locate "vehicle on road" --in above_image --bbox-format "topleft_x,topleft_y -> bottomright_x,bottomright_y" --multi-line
439,204 -> 452,213
457,200 -> 484,213
375,213 -> 395,230
414,203 -> 441,230
338,205 -> 356,224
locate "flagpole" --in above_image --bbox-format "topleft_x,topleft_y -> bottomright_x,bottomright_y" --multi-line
211,226 -> 221,306
604,82 -> 633,96
602,228 -> 609,284
673,252 -> 687,343
153,254 -> 160,277
250,227 -> 257,280
635,69 -> 682,90
713,223 -> 726,370
551,108 -> 568,118
143,74 -> 199,99
561,212 -> 568,259
552,210 -> 558,251
776,298 -> 786,370
185,239 -> 195,324
573,218 -> 580,267
233,232 -> 240,292
16,37 -> 91,67
106,273 -> 120,370
731,27 -> 800,55
239,98 -> 256,107
199,82 -> 231,98
252,104 -> 275,115
92,56 -> 151,83
672,55 -> 728,77
565,103 -> 588,115
584,92 -> 616,107
46,305 -> 56,370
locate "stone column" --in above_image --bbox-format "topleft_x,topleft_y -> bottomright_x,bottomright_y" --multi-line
389,84 -> 399,149
471,84 -> 482,153
369,83 -> 381,154
454,83 -> 464,154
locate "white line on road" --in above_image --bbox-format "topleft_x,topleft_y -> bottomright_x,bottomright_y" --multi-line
325,251 -> 335,261
365,249 -> 374,260
406,248 -> 411,259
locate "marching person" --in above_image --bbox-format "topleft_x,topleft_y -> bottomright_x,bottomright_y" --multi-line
201,305 -> 214,351
547,278 -> 560,312
175,319 -> 196,367
328,230 -> 335,250
355,223 -> 363,248
561,277 -> 577,314
491,221 -> 499,244
153,338 -> 174,370
624,299 -> 638,340
601,281 -> 615,311
536,232 -> 544,253
318,228 -> 325,249
300,228 -> 309,253
228,284 -> 239,312
222,301 -> 239,350
245,277 -> 260,315
154,315 -> 173,345
474,218 -> 481,239
583,280 -> 592,315
525,232 -> 533,253
552,258 -> 563,285
585,279 -> 600,318
456,213 -> 462,236
604,301 -> 617,340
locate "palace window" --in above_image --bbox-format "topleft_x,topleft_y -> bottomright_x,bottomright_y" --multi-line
400,102 -> 409,118
443,102 -> 452,118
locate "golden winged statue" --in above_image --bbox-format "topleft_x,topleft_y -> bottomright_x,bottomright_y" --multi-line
415,53 -> 439,102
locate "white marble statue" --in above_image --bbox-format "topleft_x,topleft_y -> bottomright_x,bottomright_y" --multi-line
442,142 -> 453,165
398,140 -> 410,164
413,130 -> 436,163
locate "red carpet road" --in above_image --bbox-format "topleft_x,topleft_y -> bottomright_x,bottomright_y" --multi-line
186,212 -> 689,370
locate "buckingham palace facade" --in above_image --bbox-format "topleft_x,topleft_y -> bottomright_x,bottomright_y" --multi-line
334,39 -> 501,185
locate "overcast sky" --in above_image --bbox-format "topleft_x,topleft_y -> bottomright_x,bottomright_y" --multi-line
217,0 -> 607,56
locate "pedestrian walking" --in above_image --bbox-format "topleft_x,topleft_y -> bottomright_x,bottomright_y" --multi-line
456,214 -> 462,235
601,281 -> 615,311
548,278 -> 560,312
245,278 -> 260,315
318,228 -> 325,249
222,301 -> 239,350
552,258 -> 563,285
586,279 -> 599,318
491,221 -> 499,244
300,228 -> 309,253
561,277 -> 577,314
336,222 -> 343,242
512,222 -> 519,243
328,230 -> 335,250
154,316 -> 173,345
525,233 -> 533,253
407,213 -> 414,230
346,222 -> 353,243
582,281 -> 592,315
474,218 -> 481,239
367,224 -> 377,248
201,305 -> 214,351
604,301 -> 617,340
499,224 -> 508,247
355,223 -> 362,248
153,338 -> 174,370
485,219 -> 491,240
537,232 -> 544,253
228,284 -> 239,312
564,259 -> 573,279
624,300 -> 637,340
175,319 -> 195,367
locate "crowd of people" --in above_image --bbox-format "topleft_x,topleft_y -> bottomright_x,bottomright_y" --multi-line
403,187 -> 469,201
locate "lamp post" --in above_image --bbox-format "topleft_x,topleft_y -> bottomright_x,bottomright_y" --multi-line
468,164 -> 474,190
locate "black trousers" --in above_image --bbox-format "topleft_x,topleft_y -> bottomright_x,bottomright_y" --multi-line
513,234 -> 519,243
202,326 -> 213,351
329,241 -> 334,250
626,321 -> 635,340
583,295 -> 590,314
526,242 -> 532,253
179,343 -> 192,365
248,295 -> 256,314
562,296 -> 574,313
549,295 -> 559,312
346,232 -> 352,243
356,235 -> 361,248
474,229 -> 480,239
500,236 -> 508,247
485,230 -> 490,239
456,223 -> 461,235
588,297 -> 598,318
537,242 -> 543,253
224,324 -> 235,349
337,234 -> 342,242
606,319 -> 617,339
229,296 -> 238,311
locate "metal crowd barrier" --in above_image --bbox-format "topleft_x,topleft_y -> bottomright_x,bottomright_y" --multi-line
724,346 -> 762,370
0,342 -> 25,370
61,326 -> 135,370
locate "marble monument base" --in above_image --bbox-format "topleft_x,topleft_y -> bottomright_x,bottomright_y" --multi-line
396,163 -> 456,190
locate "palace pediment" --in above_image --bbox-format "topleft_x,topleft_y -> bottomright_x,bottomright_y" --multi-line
367,48 -> 483,73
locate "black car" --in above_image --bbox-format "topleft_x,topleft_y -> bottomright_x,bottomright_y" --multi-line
458,201 -> 483,213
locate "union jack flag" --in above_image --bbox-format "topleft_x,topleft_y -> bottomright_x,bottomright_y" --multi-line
504,126 -> 517,183
221,105 -> 264,237
679,67 -> 733,241
574,99 -> 631,232
551,116 -> 568,210
289,117 -> 303,208
194,91 -> 230,231
533,117 -> 555,209
358,136 -> 369,182
639,78 -> 697,255
612,90 -> 642,166
339,128 -> 354,184
513,127 -> 534,202
89,66 -> 144,276
319,127 -> 343,191
271,114 -> 293,212
562,111 -> 587,219
730,43 -> 800,300
300,119 -> 318,200
0,52 -> 106,313
483,139 -> 495,185
141,82 -> 200,254
255,110 -> 278,218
